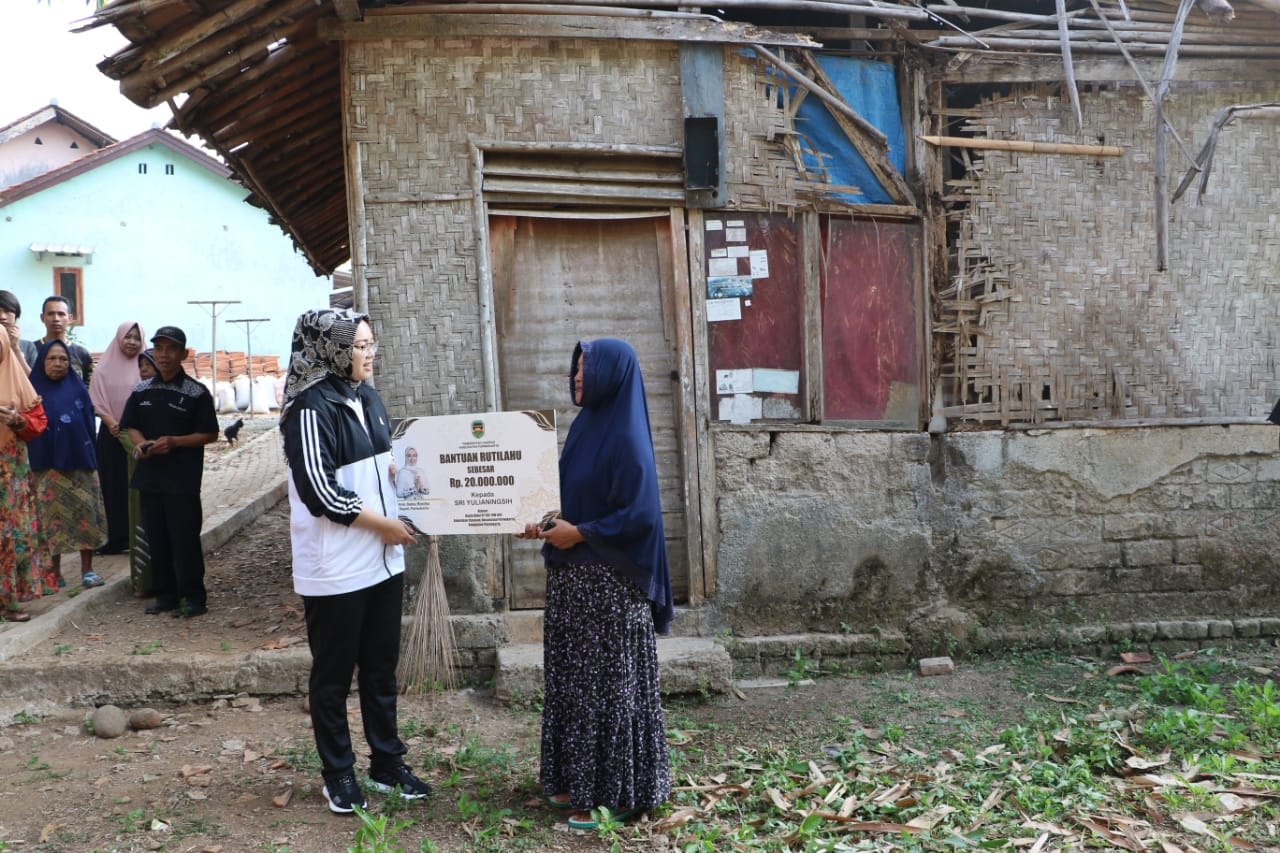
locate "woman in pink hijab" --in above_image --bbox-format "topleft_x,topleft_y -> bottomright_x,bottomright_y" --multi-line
89,321 -> 143,561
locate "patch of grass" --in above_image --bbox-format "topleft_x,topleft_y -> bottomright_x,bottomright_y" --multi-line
399,717 -> 437,740
114,807 -> 147,833
280,735 -> 323,774
131,639 -> 164,655
658,646 -> 1280,852
11,710 -> 40,725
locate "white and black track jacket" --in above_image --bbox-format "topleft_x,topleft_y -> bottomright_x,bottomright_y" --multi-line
282,376 -> 404,597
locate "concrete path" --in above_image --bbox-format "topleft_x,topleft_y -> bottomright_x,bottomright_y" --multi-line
0,423 -> 733,716
0,424 -> 287,663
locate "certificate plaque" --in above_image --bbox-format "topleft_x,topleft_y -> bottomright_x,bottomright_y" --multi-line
390,410 -> 560,535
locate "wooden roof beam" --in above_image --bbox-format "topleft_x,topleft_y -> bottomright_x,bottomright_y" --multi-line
131,15 -> 315,109
318,11 -> 819,47
216,80 -> 340,150
120,0 -> 318,99
333,0 -> 362,22
183,38 -> 331,129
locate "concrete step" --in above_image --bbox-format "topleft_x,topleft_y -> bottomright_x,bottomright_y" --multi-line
493,636 -> 731,705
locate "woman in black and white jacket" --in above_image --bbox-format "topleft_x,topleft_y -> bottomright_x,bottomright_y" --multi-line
279,308 -> 431,815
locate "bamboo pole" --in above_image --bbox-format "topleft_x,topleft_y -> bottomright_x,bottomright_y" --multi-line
796,50 -> 914,205
120,0 -> 317,96
1055,0 -> 1083,127
1085,0 -> 1199,169
388,0 -> 932,20
750,44 -> 889,148
1154,0 -> 1196,271
919,135 -> 1124,156
926,36 -> 1280,56
136,0 -> 274,68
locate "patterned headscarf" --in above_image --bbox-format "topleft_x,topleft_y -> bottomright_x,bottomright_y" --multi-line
0,327 -> 41,452
278,308 -> 368,426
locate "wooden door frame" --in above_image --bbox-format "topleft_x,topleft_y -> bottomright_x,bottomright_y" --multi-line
471,142 -> 709,608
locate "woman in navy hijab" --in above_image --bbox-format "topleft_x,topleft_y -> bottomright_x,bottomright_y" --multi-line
517,338 -> 672,830
28,339 -> 108,589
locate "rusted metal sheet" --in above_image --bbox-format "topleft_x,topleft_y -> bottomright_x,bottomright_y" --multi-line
705,213 -> 805,422
820,217 -> 921,424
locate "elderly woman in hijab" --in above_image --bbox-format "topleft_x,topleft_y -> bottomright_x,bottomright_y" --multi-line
89,321 -> 144,557
279,308 -> 429,815
29,339 -> 108,590
515,338 -> 672,831
0,328 -> 48,621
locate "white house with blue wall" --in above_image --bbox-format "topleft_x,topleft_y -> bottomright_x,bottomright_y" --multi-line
0,120 -> 329,365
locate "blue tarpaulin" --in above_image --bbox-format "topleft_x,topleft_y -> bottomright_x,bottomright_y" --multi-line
793,56 -> 906,204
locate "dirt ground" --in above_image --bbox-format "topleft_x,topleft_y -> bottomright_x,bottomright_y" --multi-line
2,499 -> 1278,852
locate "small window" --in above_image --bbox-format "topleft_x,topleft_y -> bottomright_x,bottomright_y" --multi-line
70,141 -> 79,149
138,163 -> 147,174
34,136 -> 43,145
53,267 -> 84,326
164,164 -> 175,175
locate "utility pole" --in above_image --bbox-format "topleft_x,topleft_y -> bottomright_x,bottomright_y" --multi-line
187,300 -> 241,388
227,318 -> 269,417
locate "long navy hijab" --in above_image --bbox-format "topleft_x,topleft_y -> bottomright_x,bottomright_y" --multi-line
548,338 -> 674,634
28,338 -> 98,471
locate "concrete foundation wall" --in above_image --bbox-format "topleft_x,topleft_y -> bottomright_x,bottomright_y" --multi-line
712,424 -> 1280,653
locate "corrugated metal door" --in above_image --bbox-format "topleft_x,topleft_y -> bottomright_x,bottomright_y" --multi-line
490,213 -> 690,610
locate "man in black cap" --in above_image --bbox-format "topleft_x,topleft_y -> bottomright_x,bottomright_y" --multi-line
120,326 -> 219,617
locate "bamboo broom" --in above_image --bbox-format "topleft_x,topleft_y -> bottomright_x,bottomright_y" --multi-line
397,534 -> 458,693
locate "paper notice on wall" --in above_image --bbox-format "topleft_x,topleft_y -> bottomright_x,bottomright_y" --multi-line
708,257 -> 740,278
715,369 -> 753,395
749,249 -> 770,279
762,397 -> 801,420
710,247 -> 728,258
706,297 -> 742,322
705,219 -> 723,231
752,368 -> 800,394
708,276 -> 753,299
727,245 -> 750,258
727,219 -> 745,227
725,227 -> 747,243
718,394 -> 762,424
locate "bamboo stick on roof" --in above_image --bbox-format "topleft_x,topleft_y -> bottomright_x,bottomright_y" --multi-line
1056,0 -> 1084,126
410,0 -> 932,20
750,44 -> 890,148
119,0 -> 317,96
1085,0 -> 1199,169
926,35 -> 1280,54
73,0 -> 187,30
136,0 -> 274,68
920,135 -> 1124,156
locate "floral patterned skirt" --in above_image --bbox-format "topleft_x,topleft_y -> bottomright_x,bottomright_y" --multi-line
540,561 -> 670,811
34,468 -> 107,555
0,442 -> 49,607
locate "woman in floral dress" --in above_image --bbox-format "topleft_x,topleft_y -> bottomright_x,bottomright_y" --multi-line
0,318 -> 48,621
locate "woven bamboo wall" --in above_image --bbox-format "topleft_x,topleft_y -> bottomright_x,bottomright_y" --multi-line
938,82 -> 1280,425
344,39 -> 833,415
345,37 -> 682,414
